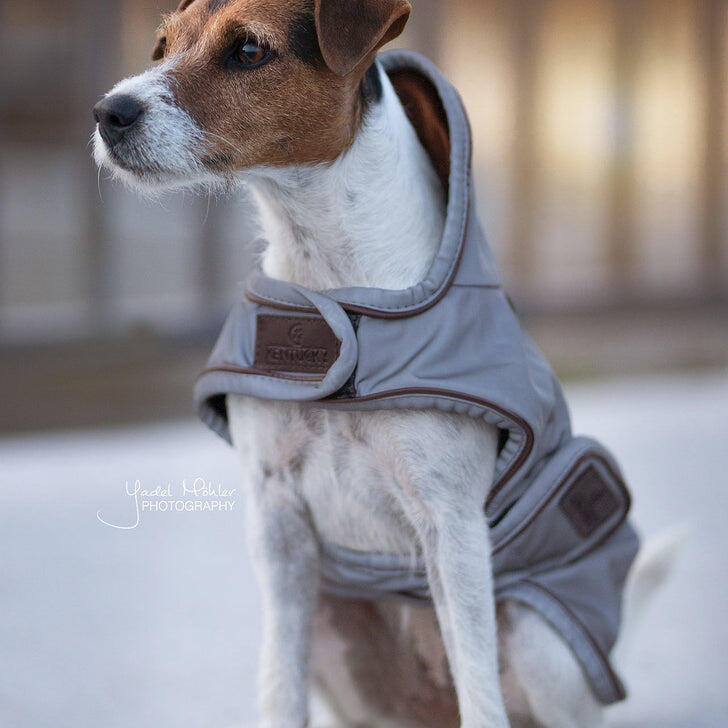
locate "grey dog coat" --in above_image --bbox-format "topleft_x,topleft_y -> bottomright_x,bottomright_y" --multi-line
195,50 -> 640,705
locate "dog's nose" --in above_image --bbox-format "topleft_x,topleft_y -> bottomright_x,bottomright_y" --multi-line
93,94 -> 143,147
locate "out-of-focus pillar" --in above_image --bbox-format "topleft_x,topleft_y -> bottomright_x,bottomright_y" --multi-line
608,0 -> 643,287
76,0 -> 125,332
509,0 -> 544,283
698,0 -> 726,295
0,0 -> 8,330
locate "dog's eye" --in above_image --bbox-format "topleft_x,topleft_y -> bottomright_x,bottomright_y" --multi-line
152,36 -> 167,61
232,39 -> 273,68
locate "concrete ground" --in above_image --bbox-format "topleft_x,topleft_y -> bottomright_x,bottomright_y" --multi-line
1,370 -> 726,728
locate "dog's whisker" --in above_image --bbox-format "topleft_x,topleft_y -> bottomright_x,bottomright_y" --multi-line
97,164 -> 104,203
202,192 -> 212,226
200,129 -> 248,161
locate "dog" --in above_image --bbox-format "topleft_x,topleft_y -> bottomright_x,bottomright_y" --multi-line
93,2 -> 678,726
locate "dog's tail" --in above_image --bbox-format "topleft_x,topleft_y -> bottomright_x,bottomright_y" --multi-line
612,525 -> 688,668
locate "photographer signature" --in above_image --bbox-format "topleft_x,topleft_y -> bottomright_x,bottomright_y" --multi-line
97,478 -> 237,530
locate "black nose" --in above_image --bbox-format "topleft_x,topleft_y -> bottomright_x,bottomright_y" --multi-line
93,94 -> 143,147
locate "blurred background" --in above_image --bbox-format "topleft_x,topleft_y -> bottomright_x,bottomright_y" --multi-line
1,0 -> 726,431
1,2 -> 727,727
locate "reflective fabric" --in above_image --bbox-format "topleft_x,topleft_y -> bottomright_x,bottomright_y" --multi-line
194,50 -> 639,705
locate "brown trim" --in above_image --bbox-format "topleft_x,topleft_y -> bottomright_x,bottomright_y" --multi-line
199,364 -> 325,383
245,210 -> 470,320
520,578 -> 627,701
493,453 -> 631,555
197,377 -> 533,498
244,292 -> 312,313
323,387 -> 534,501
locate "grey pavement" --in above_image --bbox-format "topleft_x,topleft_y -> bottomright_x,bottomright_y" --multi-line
1,371 -> 726,728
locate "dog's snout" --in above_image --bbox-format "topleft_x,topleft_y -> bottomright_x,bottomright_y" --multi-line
93,94 -> 143,147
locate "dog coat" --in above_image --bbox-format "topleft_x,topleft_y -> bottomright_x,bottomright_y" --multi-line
194,50 -> 639,705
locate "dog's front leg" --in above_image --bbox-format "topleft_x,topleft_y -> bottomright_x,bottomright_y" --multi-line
246,479 -> 319,728
418,508 -> 509,728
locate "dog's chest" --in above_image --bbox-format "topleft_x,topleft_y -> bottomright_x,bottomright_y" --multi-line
227,395 -> 419,554
227,395 -> 497,556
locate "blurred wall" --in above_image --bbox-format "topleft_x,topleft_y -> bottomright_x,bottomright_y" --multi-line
0,0 -> 258,344
0,0 -> 726,430
433,0 -> 728,307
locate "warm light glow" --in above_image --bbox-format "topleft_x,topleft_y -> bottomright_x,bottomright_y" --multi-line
632,0 -> 703,290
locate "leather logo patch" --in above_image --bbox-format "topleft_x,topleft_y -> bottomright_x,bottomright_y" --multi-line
560,465 -> 620,538
254,315 -> 340,375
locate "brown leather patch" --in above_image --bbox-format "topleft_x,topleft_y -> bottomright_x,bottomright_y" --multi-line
560,465 -> 620,538
254,315 -> 340,375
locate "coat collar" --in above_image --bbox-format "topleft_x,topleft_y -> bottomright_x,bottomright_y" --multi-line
244,50 -> 474,319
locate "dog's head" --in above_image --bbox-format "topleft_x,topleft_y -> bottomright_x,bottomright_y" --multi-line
93,0 -> 411,192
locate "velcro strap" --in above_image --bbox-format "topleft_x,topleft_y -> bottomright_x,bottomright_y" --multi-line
491,438 -> 631,577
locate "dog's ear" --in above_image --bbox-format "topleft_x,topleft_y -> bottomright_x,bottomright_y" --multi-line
314,0 -> 412,77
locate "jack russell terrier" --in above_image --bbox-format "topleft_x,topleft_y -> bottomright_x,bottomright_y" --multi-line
93,1 -> 678,727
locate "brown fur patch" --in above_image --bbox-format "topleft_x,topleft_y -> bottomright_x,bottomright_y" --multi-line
155,0 -> 398,170
313,595 -> 460,727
